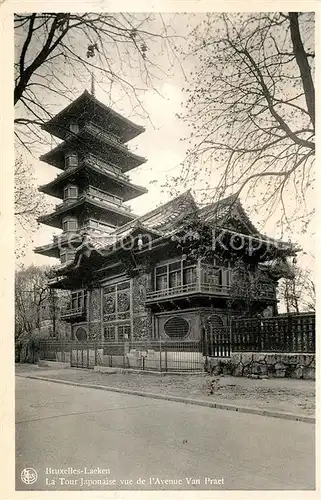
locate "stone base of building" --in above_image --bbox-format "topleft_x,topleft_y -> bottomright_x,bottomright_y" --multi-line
206,352 -> 315,380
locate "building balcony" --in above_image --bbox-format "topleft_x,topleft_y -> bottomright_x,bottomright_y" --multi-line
145,281 -> 276,304
146,282 -> 230,303
85,153 -> 130,180
54,189 -> 132,214
86,186 -> 132,212
86,122 -> 130,150
60,306 -> 87,322
53,232 -> 81,245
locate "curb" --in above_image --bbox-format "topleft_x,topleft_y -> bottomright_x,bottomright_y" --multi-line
16,374 -> 315,424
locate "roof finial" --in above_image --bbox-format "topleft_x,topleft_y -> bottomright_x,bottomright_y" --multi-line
91,73 -> 95,97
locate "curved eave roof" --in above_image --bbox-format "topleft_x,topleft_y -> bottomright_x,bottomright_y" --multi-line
47,191 -> 299,276
41,90 -> 145,143
34,234 -> 83,257
34,243 -> 60,258
38,163 -> 147,202
39,126 -> 147,171
37,196 -> 136,229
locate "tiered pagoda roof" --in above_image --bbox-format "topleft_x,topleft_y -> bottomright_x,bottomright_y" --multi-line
38,159 -> 147,201
35,90 -> 148,262
41,90 -> 145,142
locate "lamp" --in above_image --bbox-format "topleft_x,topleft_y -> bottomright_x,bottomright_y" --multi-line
137,234 -> 143,250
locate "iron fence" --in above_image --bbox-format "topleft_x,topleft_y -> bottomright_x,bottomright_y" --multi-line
38,313 -> 315,371
38,339 -> 204,371
39,340 -> 71,363
231,313 -> 315,353
95,340 -> 204,372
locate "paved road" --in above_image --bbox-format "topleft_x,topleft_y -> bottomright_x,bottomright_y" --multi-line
16,376 -> 315,491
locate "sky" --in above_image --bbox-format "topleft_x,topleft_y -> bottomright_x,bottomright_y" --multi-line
14,12 -> 315,276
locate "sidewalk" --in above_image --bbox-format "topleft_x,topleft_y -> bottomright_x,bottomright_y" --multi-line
15,363 -> 315,421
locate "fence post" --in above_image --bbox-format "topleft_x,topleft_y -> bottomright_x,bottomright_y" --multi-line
159,339 -> 162,372
70,341 -> 73,367
165,344 -> 168,372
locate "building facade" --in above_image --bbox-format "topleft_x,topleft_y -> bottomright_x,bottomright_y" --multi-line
35,91 -> 297,344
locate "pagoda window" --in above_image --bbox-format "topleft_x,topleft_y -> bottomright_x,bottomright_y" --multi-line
69,122 -> 79,135
65,152 -> 78,168
63,185 -> 78,201
62,216 -> 78,232
60,250 -> 76,264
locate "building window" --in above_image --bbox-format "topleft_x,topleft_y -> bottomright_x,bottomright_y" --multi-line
154,259 -> 197,291
155,266 -> 167,290
62,217 -> 78,232
164,316 -> 190,339
169,261 -> 181,288
60,250 -> 75,264
75,326 -> 87,341
104,326 -> 116,342
183,266 -> 196,285
118,325 -> 131,342
69,122 -> 79,134
65,152 -> 78,168
70,290 -> 87,311
103,324 -> 131,343
63,185 -> 78,201
202,266 -> 222,286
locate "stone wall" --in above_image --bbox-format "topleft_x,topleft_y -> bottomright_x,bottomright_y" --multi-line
206,352 -> 315,380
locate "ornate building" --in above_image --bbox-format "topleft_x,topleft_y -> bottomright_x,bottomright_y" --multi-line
35,91 -> 297,343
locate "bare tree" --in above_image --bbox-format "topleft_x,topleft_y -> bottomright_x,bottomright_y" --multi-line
180,12 -> 315,231
15,156 -> 49,258
14,13 -> 179,152
278,265 -> 315,312
15,265 -> 51,338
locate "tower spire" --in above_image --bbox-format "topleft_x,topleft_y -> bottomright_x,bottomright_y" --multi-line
91,73 -> 95,97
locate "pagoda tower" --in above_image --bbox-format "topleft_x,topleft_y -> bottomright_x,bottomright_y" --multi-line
35,90 -> 147,265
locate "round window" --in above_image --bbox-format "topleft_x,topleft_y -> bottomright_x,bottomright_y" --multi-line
164,317 -> 190,339
75,327 -> 87,342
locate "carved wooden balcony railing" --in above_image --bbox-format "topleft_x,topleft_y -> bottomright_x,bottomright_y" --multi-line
86,186 -> 131,212
145,282 -> 231,301
85,153 -> 130,180
86,122 -> 130,151
54,187 -> 132,213
60,306 -> 86,320
145,280 -> 276,302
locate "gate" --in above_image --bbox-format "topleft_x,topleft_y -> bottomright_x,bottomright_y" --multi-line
203,316 -> 231,358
